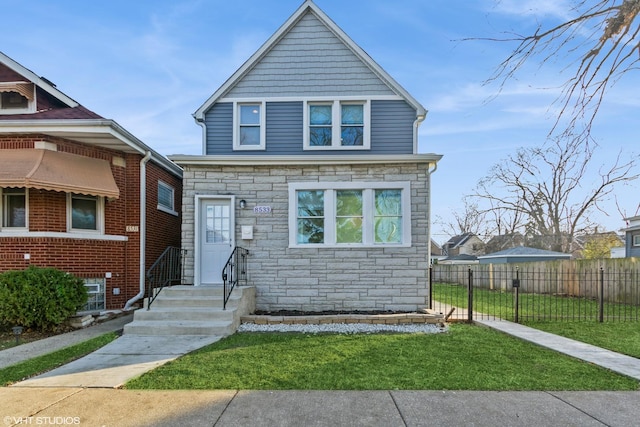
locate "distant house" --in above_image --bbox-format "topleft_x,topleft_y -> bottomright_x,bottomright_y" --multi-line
573,231 -> 624,258
170,1 -> 443,312
622,215 -> 640,257
478,246 -> 571,264
484,233 -> 524,255
442,232 -> 484,257
0,51 -> 183,311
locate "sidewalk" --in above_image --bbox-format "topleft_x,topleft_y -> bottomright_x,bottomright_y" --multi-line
0,313 -> 134,370
1,388 -> 639,426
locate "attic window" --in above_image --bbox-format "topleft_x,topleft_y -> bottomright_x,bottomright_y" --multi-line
0,82 -> 35,114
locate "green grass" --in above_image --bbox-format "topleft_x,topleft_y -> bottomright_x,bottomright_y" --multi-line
523,321 -> 640,359
126,325 -> 638,391
432,282 -> 640,322
0,332 -> 118,386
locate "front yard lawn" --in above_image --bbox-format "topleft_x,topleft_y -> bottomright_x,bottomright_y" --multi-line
126,324 -> 639,391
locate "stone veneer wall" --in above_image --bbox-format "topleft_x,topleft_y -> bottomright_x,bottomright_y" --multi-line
181,162 -> 430,312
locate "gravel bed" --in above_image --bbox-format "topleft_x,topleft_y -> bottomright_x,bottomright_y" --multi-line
238,322 -> 448,334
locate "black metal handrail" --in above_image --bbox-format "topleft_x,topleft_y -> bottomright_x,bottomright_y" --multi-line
222,246 -> 249,310
146,246 -> 185,310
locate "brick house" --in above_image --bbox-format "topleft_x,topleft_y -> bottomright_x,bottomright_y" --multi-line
171,1 -> 442,312
0,51 -> 182,311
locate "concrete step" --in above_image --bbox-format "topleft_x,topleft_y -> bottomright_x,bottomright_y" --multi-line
127,286 -> 256,337
133,307 -> 236,322
123,319 -> 235,336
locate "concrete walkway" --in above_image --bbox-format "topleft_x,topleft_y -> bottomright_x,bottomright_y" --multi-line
477,319 -> 640,381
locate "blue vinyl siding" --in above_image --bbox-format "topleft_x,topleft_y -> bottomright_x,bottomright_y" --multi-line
204,100 -> 416,155
204,102 -> 233,155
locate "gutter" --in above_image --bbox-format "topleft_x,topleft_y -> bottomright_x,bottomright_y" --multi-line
427,161 -> 439,269
125,150 -> 152,310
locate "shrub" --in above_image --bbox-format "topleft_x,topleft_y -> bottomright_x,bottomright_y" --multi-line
0,266 -> 88,331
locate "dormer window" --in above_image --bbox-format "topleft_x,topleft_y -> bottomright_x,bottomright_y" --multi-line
0,83 -> 35,114
304,99 -> 370,150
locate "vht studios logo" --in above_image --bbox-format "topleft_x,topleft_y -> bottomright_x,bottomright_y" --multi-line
4,416 -> 81,425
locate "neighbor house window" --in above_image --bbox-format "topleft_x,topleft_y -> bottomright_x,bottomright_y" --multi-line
67,194 -> 104,232
0,83 -> 35,114
82,278 -> 105,311
289,182 -> 410,247
157,181 -> 177,215
633,235 -> 640,247
304,100 -> 369,150
233,102 -> 265,150
1,188 -> 27,229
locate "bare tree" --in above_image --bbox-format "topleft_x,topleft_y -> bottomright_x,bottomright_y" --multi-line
473,135 -> 638,252
485,0 -> 640,139
435,198 -> 488,238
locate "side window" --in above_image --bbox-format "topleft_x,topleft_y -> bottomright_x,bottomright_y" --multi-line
234,102 -> 265,150
1,188 -> 27,228
157,181 -> 177,215
68,194 -> 103,232
633,234 -> 640,247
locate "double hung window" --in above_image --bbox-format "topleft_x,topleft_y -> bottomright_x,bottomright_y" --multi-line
290,182 -> 410,247
234,102 -> 265,150
1,188 -> 27,229
305,100 -> 369,149
157,181 -> 177,215
68,194 -> 103,233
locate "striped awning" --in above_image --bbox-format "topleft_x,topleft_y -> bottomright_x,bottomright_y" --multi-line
0,82 -> 34,100
0,149 -> 119,199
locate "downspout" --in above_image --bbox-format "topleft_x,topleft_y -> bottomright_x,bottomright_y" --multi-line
426,161 -> 438,267
125,151 -> 153,310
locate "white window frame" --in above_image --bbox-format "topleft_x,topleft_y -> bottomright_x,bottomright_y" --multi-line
288,181 -> 411,248
633,234 -> 640,247
157,181 -> 178,216
303,99 -> 370,150
67,194 -> 104,234
233,101 -> 266,151
0,83 -> 36,115
0,187 -> 28,231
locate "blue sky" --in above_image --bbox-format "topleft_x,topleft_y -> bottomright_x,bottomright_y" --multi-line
4,0 -> 638,242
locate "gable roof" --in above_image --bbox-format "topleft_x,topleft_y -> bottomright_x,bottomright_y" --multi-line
0,51 -> 181,177
193,0 -> 427,120
444,232 -> 480,249
479,246 -> 571,259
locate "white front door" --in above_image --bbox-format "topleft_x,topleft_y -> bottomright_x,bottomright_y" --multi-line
198,197 -> 234,285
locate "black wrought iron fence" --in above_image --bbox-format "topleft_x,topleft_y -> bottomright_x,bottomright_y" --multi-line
430,261 -> 640,322
146,246 -> 185,310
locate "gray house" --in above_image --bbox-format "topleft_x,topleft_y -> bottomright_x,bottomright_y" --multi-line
171,0 -> 442,312
622,215 -> 640,257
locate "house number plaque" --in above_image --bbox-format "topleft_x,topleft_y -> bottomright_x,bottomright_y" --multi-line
253,206 -> 272,214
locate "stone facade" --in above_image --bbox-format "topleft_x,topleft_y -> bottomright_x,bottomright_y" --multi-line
181,162 -> 431,312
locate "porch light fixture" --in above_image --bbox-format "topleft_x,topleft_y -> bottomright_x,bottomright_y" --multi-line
239,199 -> 247,209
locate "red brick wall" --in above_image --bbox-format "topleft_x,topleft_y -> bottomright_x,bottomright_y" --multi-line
0,135 -> 182,309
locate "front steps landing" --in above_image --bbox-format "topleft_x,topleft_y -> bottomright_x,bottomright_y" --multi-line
123,285 -> 256,336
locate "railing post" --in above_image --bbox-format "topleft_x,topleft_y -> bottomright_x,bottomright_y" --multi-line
599,267 -> 604,323
428,266 -> 433,310
514,267 -> 520,324
468,268 -> 473,322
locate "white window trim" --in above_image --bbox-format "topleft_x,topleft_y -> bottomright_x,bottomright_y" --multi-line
303,100 -> 370,150
66,194 -> 104,234
0,83 -> 36,115
633,234 -> 640,247
157,181 -> 178,216
232,101 -> 266,151
288,181 -> 411,248
0,187 -> 29,231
